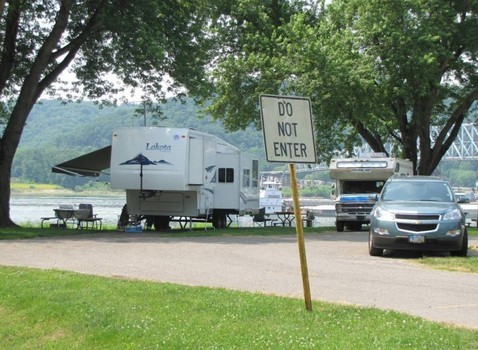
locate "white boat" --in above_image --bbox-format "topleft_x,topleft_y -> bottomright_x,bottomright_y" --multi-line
260,177 -> 284,214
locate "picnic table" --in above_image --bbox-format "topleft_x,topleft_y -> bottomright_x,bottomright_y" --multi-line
274,211 -> 295,226
41,206 -> 99,229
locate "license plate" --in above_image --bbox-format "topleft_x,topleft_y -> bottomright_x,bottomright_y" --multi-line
408,234 -> 425,243
357,216 -> 364,221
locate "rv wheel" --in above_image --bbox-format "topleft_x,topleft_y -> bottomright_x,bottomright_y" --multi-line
336,221 -> 345,232
153,216 -> 171,230
212,212 -> 227,229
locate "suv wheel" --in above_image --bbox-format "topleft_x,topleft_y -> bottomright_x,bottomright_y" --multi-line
450,229 -> 468,257
368,231 -> 383,257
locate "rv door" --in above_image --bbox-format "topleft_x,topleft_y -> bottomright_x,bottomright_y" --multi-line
188,136 -> 204,185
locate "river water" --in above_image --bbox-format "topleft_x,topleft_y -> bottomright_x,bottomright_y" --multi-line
10,194 -> 336,228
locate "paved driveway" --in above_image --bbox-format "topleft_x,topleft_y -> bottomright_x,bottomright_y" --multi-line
0,231 -> 477,329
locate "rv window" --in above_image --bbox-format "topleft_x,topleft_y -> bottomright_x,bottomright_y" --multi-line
337,161 -> 387,168
219,168 -> 234,183
252,160 -> 259,187
243,169 -> 250,187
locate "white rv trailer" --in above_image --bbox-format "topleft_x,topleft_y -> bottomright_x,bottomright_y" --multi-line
53,127 -> 260,229
329,155 -> 413,232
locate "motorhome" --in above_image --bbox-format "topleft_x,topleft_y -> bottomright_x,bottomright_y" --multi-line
53,127 -> 260,229
329,155 -> 413,232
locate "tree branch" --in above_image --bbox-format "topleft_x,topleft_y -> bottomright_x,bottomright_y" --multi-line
2,0 -> 73,151
348,113 -> 388,155
0,0 -> 5,16
38,2 -> 106,97
50,1 -> 105,62
0,1 -> 21,93
435,88 -> 478,148
25,0 -> 73,97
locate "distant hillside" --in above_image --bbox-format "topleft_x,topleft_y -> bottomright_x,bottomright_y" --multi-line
14,99 -> 477,190
20,99 -> 264,151
13,99 -> 269,189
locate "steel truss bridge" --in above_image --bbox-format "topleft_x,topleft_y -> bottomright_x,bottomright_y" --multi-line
434,123 -> 478,160
354,122 -> 478,161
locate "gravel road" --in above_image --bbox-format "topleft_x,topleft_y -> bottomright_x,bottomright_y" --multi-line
0,231 -> 477,329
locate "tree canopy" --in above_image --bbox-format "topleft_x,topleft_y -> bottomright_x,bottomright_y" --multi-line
204,0 -> 478,175
0,0 -> 214,226
1,0 -> 478,227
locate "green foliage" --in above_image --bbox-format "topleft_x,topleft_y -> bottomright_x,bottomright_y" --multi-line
438,160 -> 478,188
300,185 -> 332,198
204,0 -> 478,174
448,169 -> 477,188
203,0 -> 309,131
281,184 -> 333,198
0,0 -> 221,226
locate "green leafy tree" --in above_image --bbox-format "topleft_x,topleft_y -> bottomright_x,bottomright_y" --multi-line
204,0 -> 478,175
448,168 -> 477,188
0,0 -> 213,227
439,159 -> 478,188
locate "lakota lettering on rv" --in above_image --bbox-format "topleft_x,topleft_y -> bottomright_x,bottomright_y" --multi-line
145,143 -> 172,151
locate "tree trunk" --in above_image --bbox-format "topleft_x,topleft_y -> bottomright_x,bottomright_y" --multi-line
0,100 -> 37,227
0,1 -> 76,228
0,148 -> 16,227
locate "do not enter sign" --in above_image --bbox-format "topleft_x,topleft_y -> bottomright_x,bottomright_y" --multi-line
260,94 -> 317,163
260,94 -> 315,310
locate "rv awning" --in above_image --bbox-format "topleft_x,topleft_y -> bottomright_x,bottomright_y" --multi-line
52,146 -> 111,177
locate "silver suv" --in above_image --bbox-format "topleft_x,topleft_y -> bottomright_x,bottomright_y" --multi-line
369,176 -> 468,257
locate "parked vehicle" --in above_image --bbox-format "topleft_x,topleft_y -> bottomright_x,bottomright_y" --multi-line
259,176 -> 284,214
455,193 -> 471,203
369,176 -> 468,257
329,155 -> 413,232
54,127 -> 260,229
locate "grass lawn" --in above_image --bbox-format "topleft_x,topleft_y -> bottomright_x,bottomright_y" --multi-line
415,227 -> 478,273
0,266 -> 477,349
0,225 -> 332,240
0,226 -> 477,348
10,182 -> 64,191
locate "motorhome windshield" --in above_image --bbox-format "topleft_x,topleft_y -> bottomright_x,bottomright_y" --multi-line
341,180 -> 385,194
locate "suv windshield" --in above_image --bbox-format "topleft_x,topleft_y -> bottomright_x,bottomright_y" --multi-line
381,180 -> 454,202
